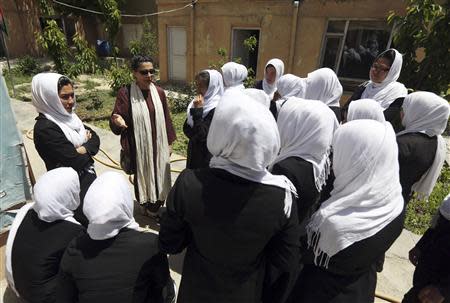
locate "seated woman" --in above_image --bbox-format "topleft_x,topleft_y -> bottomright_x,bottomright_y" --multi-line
346,98 -> 386,123
290,120 -> 404,303
32,73 -> 100,226
342,49 -> 408,131
304,68 -> 343,122
58,171 -> 171,303
159,91 -> 301,303
5,167 -> 84,303
403,194 -> 450,303
183,69 -> 224,169
270,98 -> 338,242
221,61 -> 248,92
397,92 -> 450,205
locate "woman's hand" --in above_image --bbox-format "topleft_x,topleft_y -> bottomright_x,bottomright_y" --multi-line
86,130 -> 92,141
112,114 -> 128,129
193,94 -> 204,108
76,146 -> 87,155
418,285 -> 444,303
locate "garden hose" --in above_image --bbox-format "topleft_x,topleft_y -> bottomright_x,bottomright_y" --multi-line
375,292 -> 400,303
25,129 -> 187,173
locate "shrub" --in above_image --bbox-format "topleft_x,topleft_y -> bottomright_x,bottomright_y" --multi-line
68,33 -> 101,77
167,82 -> 196,114
16,56 -> 41,75
107,64 -> 133,94
128,18 -> 158,60
36,20 -> 70,74
405,164 -> 450,234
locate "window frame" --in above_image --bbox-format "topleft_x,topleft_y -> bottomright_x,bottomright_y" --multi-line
319,18 -> 394,84
230,27 -> 261,73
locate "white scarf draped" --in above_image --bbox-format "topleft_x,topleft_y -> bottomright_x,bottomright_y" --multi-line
221,62 -> 248,91
271,98 -> 339,191
262,58 -> 285,99
84,171 -> 140,240
6,168 -> 81,297
397,92 -> 450,200
361,49 -> 408,110
31,73 -> 87,148
277,74 -> 307,99
207,90 -> 297,217
347,98 -> 386,123
131,82 -> 171,204
439,193 -> 450,221
307,120 -> 404,268
187,70 -> 224,127
305,68 -> 343,108
243,88 -> 270,108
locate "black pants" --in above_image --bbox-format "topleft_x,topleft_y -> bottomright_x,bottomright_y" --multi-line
74,170 -> 97,227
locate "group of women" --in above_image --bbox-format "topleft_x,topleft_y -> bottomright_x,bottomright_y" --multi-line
4,48 -> 450,303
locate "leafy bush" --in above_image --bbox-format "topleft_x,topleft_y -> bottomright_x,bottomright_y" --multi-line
16,56 -> 41,75
128,18 -> 158,60
36,20 -> 70,74
107,64 -> 133,94
405,164 -> 450,234
167,82 -> 195,114
68,33 -> 101,77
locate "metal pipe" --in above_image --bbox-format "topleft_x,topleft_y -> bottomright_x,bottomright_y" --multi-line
288,1 -> 300,73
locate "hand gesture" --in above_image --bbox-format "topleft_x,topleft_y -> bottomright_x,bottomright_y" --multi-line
112,114 -> 128,129
193,94 -> 204,108
85,130 -> 92,141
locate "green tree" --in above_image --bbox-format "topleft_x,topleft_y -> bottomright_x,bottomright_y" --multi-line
388,0 -> 450,96
128,18 -> 158,59
36,20 -> 70,74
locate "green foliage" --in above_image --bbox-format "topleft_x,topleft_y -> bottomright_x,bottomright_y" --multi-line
16,56 -> 41,75
166,82 -> 196,114
405,164 -> 450,234
68,33 -> 101,77
98,0 -> 122,54
37,0 -> 55,16
244,67 -> 256,88
388,0 -> 450,95
128,18 -> 158,59
171,112 -> 188,156
243,35 -> 258,52
36,20 -> 70,74
208,48 -> 228,70
107,64 -> 133,94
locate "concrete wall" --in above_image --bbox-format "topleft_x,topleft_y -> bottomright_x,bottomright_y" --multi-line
157,0 -> 406,83
1,0 -> 42,58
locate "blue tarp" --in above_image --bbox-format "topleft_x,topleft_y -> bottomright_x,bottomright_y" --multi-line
0,71 -> 32,230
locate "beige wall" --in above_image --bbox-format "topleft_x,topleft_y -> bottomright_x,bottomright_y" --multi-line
157,0 -> 406,83
2,0 -> 42,58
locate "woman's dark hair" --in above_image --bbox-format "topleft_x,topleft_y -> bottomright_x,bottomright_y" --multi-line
57,76 -> 73,93
266,64 -> 275,71
376,49 -> 396,67
195,70 -> 210,88
131,55 -> 154,71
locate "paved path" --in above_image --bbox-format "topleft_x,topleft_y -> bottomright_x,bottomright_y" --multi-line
1,98 -> 423,303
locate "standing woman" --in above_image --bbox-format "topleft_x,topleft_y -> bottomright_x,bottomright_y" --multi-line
5,168 -> 84,303
110,55 -> 176,215
397,92 -> 450,205
159,91 -> 300,303
347,98 -> 386,123
183,70 -> 224,169
270,98 -> 338,238
254,58 -> 285,117
304,68 -> 343,122
32,73 -> 100,225
342,49 -> 408,131
291,120 -> 404,303
221,62 -> 248,92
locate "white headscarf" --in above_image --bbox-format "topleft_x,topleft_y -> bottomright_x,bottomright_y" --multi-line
361,49 -> 408,110
277,74 -> 307,99
207,90 -> 297,217
347,99 -> 386,123
397,92 -> 450,199
243,88 -> 270,108
262,58 -> 285,99
187,69 -> 224,127
271,98 -> 339,191
305,68 -> 343,108
31,73 -> 87,147
307,120 -> 403,268
439,193 -> 450,221
83,171 -> 140,240
5,167 -> 81,297
221,62 -> 248,91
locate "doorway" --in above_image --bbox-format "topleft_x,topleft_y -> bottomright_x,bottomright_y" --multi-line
167,26 -> 187,81
231,28 -> 260,74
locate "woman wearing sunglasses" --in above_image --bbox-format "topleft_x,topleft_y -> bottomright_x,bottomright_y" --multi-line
342,48 -> 408,132
32,73 -> 100,226
110,55 -> 176,217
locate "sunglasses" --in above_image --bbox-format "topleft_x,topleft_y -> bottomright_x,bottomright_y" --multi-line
371,63 -> 390,72
59,93 -> 75,100
139,69 -> 156,75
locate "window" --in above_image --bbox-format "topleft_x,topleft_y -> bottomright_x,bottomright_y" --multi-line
231,29 -> 260,74
320,20 -> 393,83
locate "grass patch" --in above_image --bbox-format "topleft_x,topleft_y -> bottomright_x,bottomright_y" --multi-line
171,112 -> 188,156
404,164 -> 450,234
3,69 -> 33,97
83,79 -> 98,90
76,90 -> 116,121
